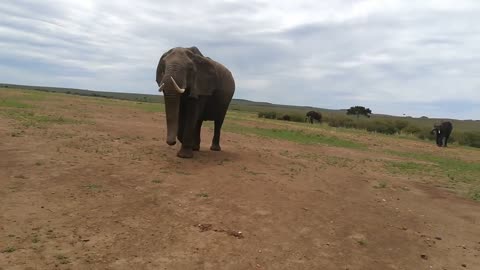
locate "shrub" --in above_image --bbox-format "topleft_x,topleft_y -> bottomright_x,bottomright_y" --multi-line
258,111 -> 277,119
402,125 -> 421,134
364,120 -> 397,135
393,120 -> 409,131
455,132 -> 480,148
289,114 -> 305,123
327,116 -> 355,128
416,128 -> 435,141
278,115 -> 291,121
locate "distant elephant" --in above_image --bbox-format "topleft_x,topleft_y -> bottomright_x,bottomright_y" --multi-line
281,115 -> 291,121
305,111 -> 322,124
431,121 -> 453,147
156,47 -> 235,158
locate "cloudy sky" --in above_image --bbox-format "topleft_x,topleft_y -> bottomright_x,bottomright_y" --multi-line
1,0 -> 479,119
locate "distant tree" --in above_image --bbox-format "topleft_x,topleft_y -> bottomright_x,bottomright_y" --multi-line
346,106 -> 372,119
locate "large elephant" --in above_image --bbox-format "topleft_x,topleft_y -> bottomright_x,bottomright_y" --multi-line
431,121 -> 453,147
156,47 -> 235,158
305,111 -> 322,124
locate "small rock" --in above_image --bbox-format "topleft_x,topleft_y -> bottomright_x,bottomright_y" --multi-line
228,230 -> 244,239
462,264 -> 467,268
435,237 -> 442,240
421,254 -> 428,260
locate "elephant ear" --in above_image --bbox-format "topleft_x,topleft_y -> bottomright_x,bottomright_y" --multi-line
156,48 -> 173,85
189,53 -> 217,98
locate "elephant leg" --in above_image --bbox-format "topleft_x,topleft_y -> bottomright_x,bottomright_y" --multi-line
177,99 -> 199,158
444,135 -> 449,147
178,125 -> 184,144
436,134 -> 441,147
210,118 -> 224,151
177,101 -> 186,144
193,120 -> 203,151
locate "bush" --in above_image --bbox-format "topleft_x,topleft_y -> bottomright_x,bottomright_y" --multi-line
455,132 -> 480,148
289,114 -> 305,123
364,120 -> 397,135
416,128 -> 435,141
394,120 -> 409,131
402,125 -> 421,134
258,111 -> 277,119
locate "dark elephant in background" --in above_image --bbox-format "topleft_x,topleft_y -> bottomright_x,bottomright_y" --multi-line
305,111 -> 322,124
431,121 -> 453,147
156,47 -> 235,158
281,115 -> 291,121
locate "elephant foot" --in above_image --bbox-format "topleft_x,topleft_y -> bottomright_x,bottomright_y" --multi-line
177,147 -> 194,158
210,144 -> 221,151
193,145 -> 200,151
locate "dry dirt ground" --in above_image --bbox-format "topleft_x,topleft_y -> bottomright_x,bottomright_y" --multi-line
1,90 -> 479,270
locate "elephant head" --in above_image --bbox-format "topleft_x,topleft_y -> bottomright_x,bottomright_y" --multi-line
432,124 -> 443,146
156,47 -> 217,146
431,121 -> 453,147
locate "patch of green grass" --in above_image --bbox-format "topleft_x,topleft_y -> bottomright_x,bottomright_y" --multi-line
32,235 -> 40,243
357,240 -> 367,246
374,182 -> 388,189
0,110 -> 84,126
325,156 -> 354,167
2,247 -> 16,253
55,254 -> 70,264
0,98 -> 33,108
469,189 -> 480,201
196,192 -> 209,198
385,161 -> 433,175
385,150 -> 480,200
17,90 -> 49,101
222,123 -> 365,150
84,184 -> 102,190
133,102 -> 164,112
386,150 -> 480,183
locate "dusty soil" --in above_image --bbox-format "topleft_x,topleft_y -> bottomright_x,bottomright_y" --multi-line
1,91 -> 479,269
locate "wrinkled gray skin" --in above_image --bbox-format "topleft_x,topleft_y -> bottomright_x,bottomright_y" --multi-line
156,47 -> 235,158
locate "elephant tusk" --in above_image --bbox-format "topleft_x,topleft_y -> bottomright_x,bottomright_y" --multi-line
158,83 -> 164,92
170,76 -> 185,94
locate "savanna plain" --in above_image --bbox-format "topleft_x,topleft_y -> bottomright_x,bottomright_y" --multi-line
1,88 -> 479,270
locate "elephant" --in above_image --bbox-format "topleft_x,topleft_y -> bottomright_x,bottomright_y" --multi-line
305,111 -> 322,124
431,121 -> 453,147
155,46 -> 235,158
281,115 -> 291,121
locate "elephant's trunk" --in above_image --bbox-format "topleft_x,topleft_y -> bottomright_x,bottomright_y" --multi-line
164,94 -> 180,146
